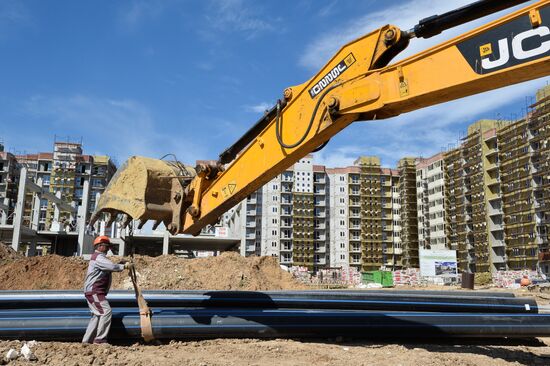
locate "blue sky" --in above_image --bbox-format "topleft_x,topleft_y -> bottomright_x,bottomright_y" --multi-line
1,0 -> 548,168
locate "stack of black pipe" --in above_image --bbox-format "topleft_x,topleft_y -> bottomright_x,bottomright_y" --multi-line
0,289 -> 549,341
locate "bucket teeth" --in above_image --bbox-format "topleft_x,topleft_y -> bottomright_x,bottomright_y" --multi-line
121,214 -> 132,229
105,213 -> 116,229
152,220 -> 162,231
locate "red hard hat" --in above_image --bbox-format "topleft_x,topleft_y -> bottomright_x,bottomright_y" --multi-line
93,235 -> 111,246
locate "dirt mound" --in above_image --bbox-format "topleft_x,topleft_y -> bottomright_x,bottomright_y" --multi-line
0,252 -> 304,291
112,252 -> 305,291
0,241 -> 22,264
0,255 -> 88,290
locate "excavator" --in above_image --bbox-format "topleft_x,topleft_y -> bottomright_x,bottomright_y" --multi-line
91,0 -> 550,238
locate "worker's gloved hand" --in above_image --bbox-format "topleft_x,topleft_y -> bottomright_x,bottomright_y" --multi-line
124,262 -> 134,270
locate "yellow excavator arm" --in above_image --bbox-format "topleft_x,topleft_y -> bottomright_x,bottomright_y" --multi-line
91,0 -> 550,236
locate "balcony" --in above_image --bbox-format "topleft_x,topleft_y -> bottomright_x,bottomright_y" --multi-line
314,245 -> 327,253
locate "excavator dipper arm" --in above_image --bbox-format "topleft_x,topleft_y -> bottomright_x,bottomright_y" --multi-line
91,0 -> 550,236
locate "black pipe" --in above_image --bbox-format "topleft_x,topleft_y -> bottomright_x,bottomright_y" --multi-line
412,0 -> 531,39
0,289 -> 519,297
0,290 -> 537,313
2,307 -> 550,341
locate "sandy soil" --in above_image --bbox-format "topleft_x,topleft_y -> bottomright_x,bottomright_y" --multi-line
0,251 -> 305,291
2,338 -> 550,366
2,242 -> 550,365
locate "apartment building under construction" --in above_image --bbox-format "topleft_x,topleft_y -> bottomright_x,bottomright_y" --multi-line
436,86 -> 550,274
498,87 -> 550,271
229,155 -> 405,272
228,85 -> 550,274
14,140 -> 116,232
398,157 -> 419,268
0,144 -> 19,224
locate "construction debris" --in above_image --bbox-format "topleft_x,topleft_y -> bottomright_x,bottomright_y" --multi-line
20,342 -> 37,361
4,349 -> 17,361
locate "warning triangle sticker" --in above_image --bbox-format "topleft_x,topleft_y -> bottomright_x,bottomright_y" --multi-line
228,183 -> 236,194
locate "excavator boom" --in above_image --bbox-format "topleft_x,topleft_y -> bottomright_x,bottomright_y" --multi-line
91,0 -> 550,236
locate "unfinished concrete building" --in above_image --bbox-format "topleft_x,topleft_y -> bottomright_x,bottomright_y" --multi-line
416,153 -> 446,251
0,144 -> 19,225
348,157 -> 402,271
0,139 -> 117,255
532,87 -> 550,273
398,157 -> 419,268
444,120 -> 510,273
498,86 -> 550,271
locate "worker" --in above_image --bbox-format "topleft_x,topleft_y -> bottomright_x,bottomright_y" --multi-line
82,235 -> 132,344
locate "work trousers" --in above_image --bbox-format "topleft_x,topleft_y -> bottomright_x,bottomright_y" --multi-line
82,292 -> 112,344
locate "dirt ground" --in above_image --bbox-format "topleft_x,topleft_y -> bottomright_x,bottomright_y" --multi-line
2,338 -> 550,366
2,242 -> 550,365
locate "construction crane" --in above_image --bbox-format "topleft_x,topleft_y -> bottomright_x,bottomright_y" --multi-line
90,0 -> 550,237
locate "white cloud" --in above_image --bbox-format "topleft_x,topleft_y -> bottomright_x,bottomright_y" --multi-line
313,145 -> 364,168
299,0 -> 536,70
22,95 -> 208,165
244,102 -> 271,114
117,0 -> 173,31
204,0 -> 275,39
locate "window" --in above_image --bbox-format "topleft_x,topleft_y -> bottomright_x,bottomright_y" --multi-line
272,230 -> 277,235
271,241 -> 277,247
272,207 -> 277,213
272,218 -> 277,224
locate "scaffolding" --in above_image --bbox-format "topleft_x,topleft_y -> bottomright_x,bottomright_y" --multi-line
357,157 -> 383,271
292,192 -> 314,269
398,157 -> 419,268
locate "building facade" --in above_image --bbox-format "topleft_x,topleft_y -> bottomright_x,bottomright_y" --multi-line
230,85 -> 550,275
13,141 -> 116,232
229,155 -> 406,272
0,144 -> 19,224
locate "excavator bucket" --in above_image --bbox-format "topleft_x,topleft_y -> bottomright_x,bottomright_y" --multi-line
90,156 -> 196,231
